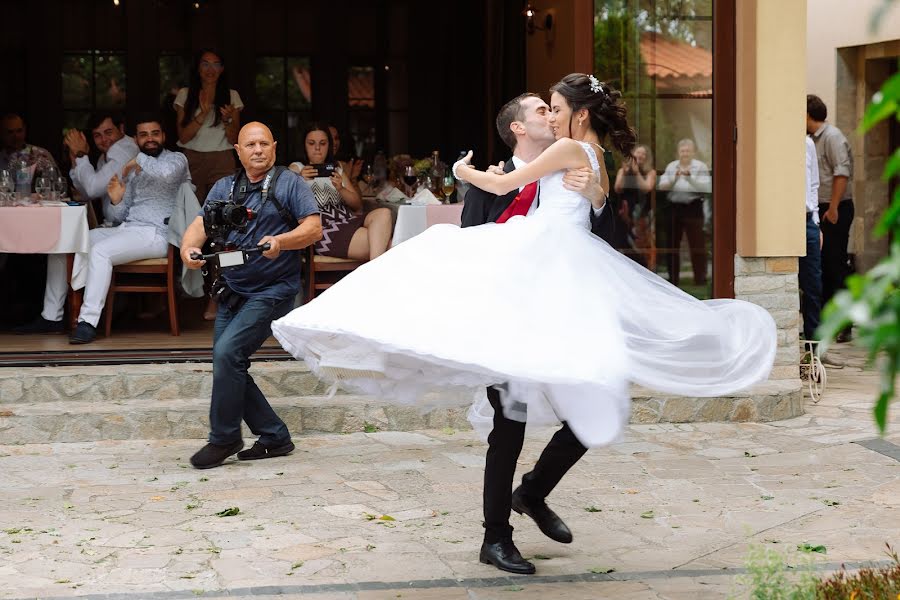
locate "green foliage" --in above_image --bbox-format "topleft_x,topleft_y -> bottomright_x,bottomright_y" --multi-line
817,66 -> 900,434
737,544 -> 819,600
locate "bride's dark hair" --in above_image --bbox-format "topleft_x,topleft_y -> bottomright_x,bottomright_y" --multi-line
550,73 -> 636,156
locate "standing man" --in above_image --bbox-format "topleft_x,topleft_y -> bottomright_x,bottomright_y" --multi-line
65,112 -> 139,226
657,139 -> 711,287
800,134 -> 822,341
0,113 -> 59,175
182,122 -> 321,469
13,114 -> 188,341
807,94 -> 854,342
462,93 -> 612,575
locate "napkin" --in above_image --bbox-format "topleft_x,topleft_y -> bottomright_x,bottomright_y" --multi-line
409,187 -> 441,206
375,184 -> 409,203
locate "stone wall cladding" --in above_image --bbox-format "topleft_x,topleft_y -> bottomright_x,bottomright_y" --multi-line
734,255 -> 801,377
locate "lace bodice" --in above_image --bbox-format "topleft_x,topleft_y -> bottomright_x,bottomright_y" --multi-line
532,141 -> 600,230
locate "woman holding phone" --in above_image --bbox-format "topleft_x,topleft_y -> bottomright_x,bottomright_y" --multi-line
290,123 -> 391,260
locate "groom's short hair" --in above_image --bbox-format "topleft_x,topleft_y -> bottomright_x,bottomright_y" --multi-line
496,93 -> 541,151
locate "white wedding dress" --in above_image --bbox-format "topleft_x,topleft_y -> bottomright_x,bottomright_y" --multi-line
272,143 -> 776,448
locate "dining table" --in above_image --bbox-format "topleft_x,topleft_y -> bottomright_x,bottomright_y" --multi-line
0,198 -> 91,326
390,203 -> 465,247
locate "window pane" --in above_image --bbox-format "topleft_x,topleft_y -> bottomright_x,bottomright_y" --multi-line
62,54 -> 93,109
95,53 -> 127,110
287,57 -> 312,110
159,54 -> 189,106
63,112 -> 90,136
348,66 -> 375,109
594,0 -> 713,299
256,57 -> 285,110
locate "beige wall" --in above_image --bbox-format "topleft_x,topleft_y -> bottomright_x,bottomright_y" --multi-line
807,0 -> 900,114
736,0 -> 808,257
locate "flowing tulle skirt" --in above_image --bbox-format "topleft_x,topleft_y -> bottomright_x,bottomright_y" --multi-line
272,215 -> 776,448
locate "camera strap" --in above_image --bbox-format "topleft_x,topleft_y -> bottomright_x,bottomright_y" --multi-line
229,166 -> 296,229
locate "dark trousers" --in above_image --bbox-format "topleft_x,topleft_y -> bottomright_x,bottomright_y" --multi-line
483,386 -> 587,543
209,295 -> 294,446
667,199 -> 707,286
818,200 -> 854,304
798,214 -> 822,340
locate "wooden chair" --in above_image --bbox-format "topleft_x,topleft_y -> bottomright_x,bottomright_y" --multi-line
304,246 -> 364,300
104,245 -> 179,336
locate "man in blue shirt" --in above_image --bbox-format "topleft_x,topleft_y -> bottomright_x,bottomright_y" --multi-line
181,122 -> 321,469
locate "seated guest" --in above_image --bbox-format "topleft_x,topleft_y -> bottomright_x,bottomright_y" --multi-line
14,114 -> 189,343
65,112 -> 139,226
0,112 -> 59,175
328,124 -> 363,186
289,123 -> 391,260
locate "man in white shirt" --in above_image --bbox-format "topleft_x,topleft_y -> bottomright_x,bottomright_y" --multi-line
800,135 -> 822,340
64,112 -> 139,226
658,138 -> 712,287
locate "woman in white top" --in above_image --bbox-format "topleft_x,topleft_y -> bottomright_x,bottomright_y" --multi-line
289,123 -> 392,261
174,48 -> 243,203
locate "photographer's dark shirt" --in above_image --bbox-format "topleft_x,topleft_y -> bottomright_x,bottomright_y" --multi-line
203,169 -> 319,301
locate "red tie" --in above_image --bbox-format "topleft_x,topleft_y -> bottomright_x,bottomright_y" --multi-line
496,181 -> 538,223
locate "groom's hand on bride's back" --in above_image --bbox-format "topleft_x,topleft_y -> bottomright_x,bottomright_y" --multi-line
487,161 -> 505,175
563,167 -> 606,205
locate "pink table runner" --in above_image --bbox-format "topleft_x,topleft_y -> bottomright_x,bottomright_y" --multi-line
0,206 -> 62,253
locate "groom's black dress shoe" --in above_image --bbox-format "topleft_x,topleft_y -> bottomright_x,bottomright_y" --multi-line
479,539 -> 536,575
511,486 -> 573,544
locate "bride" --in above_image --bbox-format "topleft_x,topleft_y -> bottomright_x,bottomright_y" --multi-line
271,73 -> 776,448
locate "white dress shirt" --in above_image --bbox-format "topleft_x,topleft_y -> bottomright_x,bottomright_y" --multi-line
805,136 -> 820,225
70,135 -> 139,225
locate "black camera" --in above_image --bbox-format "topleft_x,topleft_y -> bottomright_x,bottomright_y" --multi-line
202,199 -> 256,239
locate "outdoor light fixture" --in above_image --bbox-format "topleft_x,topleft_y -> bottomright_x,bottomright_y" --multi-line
523,3 -> 553,35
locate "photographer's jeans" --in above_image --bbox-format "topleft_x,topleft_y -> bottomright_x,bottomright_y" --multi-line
209,295 -> 294,446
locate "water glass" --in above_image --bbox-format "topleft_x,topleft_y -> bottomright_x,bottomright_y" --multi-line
0,170 -> 12,205
54,176 -> 68,199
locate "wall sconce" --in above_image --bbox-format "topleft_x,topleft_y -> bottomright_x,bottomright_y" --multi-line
523,3 -> 553,35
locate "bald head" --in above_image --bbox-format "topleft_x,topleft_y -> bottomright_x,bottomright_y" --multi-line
234,121 -> 277,181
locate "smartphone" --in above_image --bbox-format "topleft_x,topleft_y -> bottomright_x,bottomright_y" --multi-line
314,163 -> 338,178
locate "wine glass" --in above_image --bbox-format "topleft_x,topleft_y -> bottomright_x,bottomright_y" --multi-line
54,176 -> 68,199
34,177 -> 51,202
361,164 -> 375,192
441,175 -> 455,204
402,165 -> 417,197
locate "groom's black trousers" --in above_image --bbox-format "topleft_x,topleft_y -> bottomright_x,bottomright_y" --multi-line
483,386 -> 588,543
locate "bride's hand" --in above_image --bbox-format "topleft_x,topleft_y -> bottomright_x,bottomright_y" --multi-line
452,150 -> 475,181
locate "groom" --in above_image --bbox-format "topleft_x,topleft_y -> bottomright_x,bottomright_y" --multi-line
462,92 -> 615,574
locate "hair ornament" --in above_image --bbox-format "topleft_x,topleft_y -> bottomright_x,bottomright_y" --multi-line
588,75 -> 602,94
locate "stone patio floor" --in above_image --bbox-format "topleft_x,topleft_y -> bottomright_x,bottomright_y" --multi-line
0,344 -> 898,599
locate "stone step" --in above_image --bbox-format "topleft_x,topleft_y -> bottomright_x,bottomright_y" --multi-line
0,362 -> 804,443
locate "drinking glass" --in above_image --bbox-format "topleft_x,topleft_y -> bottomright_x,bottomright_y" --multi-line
54,176 -> 68,199
0,170 -> 12,205
402,166 -> 417,196
34,177 -> 50,202
361,165 -> 375,191
441,175 -> 455,204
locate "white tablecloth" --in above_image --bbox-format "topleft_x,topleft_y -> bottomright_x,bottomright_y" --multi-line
0,203 -> 91,289
391,204 -> 464,247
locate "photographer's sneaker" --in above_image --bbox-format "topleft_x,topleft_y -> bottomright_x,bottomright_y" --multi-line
13,316 -> 64,335
69,321 -> 97,344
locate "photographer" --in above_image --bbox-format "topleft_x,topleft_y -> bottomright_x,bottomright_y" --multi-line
181,122 -> 322,470
289,123 -> 391,261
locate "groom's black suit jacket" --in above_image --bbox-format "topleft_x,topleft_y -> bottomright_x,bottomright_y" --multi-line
459,157 -> 617,244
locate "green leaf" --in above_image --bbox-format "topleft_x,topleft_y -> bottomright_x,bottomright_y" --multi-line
214,507 -> 240,517
379,515 -> 395,521
875,391 -> 891,434
531,554 -> 551,560
640,510 -> 655,519
821,499 -> 840,507
584,506 -> 602,513
797,543 -> 827,554
589,567 -> 616,574
860,72 -> 900,131
761,495 -> 774,501
883,148 -> 900,182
